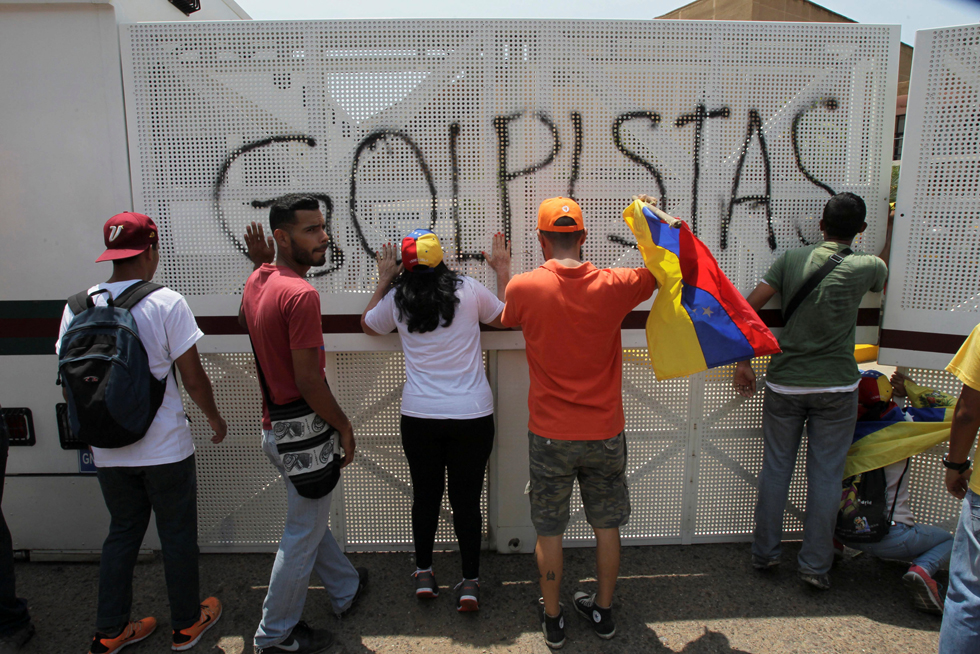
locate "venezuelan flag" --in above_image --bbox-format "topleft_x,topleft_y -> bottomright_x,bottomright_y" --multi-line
844,381 -> 957,478
844,408 -> 952,478
623,199 -> 780,380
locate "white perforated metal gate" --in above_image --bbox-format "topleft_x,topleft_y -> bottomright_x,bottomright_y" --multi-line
121,19 -> 905,551
880,23 -> 980,370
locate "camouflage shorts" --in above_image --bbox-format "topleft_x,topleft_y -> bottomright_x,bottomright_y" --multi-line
527,431 -> 630,537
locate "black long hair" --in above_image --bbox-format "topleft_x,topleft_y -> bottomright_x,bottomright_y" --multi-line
393,262 -> 462,333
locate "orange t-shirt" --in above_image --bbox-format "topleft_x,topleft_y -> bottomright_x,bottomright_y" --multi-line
501,260 -> 656,440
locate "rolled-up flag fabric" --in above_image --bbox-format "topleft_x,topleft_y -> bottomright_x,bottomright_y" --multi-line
622,199 -> 781,380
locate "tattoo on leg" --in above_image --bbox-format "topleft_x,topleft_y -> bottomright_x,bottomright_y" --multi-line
546,571 -> 556,581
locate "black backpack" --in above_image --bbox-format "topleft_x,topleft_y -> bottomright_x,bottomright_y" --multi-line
58,281 -> 167,449
836,460 -> 909,543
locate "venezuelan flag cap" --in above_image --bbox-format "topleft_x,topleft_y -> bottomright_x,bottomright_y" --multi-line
538,197 -> 584,232
858,369 -> 893,405
401,229 -> 443,272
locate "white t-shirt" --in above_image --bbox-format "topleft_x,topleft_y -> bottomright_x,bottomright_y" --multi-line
364,275 -> 503,419
55,280 -> 204,467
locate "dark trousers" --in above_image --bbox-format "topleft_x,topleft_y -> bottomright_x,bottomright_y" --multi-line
95,454 -> 201,632
0,430 -> 30,635
401,415 -> 495,580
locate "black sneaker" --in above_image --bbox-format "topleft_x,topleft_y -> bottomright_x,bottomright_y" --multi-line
537,598 -> 565,649
414,569 -> 438,599
0,622 -> 35,651
572,591 -> 616,639
338,567 -> 368,618
253,621 -> 334,654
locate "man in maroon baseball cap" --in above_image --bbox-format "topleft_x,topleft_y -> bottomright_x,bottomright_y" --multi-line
95,212 -> 159,263
57,211 -> 229,652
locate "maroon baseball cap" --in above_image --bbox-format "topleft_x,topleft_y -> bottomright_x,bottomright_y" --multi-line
95,212 -> 159,262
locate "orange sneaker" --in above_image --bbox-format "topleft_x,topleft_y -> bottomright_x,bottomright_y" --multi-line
88,618 -> 157,654
171,597 -> 222,651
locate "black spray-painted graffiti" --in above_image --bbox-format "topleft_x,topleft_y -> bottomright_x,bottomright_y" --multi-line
612,111 -> 667,213
676,104 -> 732,236
212,99 -> 842,275
724,109 -> 775,251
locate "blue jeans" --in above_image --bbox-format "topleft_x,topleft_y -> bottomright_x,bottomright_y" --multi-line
939,489 -> 980,653
95,455 -> 200,631
753,388 -> 858,576
848,523 -> 953,576
254,430 -> 359,649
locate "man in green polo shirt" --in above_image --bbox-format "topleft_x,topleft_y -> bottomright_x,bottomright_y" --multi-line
732,192 -> 888,590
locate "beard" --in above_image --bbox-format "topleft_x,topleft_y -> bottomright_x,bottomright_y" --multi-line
294,246 -> 327,267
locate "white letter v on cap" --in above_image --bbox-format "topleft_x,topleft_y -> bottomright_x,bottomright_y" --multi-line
108,225 -> 124,242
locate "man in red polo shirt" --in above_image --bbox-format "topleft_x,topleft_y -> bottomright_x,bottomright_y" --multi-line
240,194 -> 366,654
501,197 -> 658,649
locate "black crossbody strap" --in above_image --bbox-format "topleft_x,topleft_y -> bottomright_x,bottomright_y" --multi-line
247,334 -> 276,408
782,248 -> 852,324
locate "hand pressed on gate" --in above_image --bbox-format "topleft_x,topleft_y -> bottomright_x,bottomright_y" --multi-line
245,221 -> 276,269
481,232 -> 512,304
360,243 -> 403,336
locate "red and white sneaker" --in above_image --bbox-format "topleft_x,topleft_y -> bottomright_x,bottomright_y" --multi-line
902,565 -> 944,615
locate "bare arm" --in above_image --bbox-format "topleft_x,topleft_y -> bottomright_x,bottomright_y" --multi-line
745,282 -> 777,312
174,345 -> 227,443
360,243 -> 402,336
482,232 -> 512,303
733,282 -> 778,398
945,384 -> 980,499
878,206 -> 895,268
292,347 -> 355,467
239,221 -> 274,331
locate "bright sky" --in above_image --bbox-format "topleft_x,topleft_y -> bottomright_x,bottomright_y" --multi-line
235,0 -> 979,46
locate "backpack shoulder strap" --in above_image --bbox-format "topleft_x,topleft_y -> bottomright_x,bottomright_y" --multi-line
887,459 -> 911,525
114,281 -> 165,310
782,247 -> 852,324
67,291 -> 93,316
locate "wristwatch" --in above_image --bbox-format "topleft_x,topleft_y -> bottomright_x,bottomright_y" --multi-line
943,454 -> 971,474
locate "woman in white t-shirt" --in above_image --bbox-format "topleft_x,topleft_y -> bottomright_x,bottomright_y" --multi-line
361,229 -> 510,613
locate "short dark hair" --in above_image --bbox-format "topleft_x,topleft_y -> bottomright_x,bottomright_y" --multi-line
540,216 -> 585,249
269,193 -> 321,231
823,192 -> 867,240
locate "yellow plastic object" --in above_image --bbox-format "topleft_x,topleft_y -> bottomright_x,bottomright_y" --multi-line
854,344 -> 879,363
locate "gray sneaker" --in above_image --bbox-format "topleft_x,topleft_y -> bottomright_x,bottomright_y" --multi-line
414,569 -> 438,599
455,579 -> 479,612
254,621 -> 334,654
798,570 -> 831,590
752,556 -> 780,571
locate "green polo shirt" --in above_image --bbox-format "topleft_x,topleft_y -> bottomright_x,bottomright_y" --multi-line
763,241 -> 887,388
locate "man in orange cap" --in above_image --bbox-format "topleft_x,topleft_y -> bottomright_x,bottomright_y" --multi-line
501,196 -> 659,649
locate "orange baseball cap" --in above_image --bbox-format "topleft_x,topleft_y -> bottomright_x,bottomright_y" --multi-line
537,197 -> 584,232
